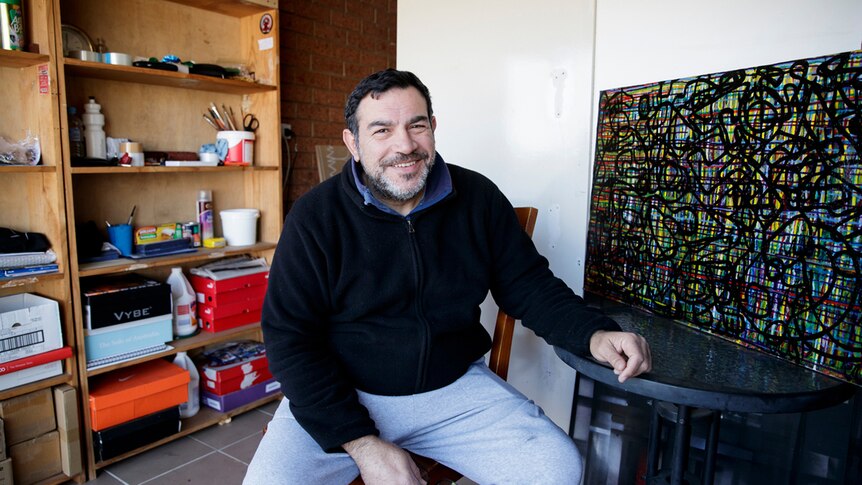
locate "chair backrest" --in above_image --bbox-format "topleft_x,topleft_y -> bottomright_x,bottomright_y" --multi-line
315,145 -> 351,182
488,206 -> 539,381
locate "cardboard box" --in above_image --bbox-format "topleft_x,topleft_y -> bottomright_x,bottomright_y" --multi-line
190,272 -> 268,307
0,388 -> 56,445
0,457 -> 11,484
81,275 -> 171,330
0,360 -> 63,392
0,293 -> 62,363
88,359 -> 189,431
53,384 -> 82,477
92,406 -> 180,462
201,355 -> 271,395
84,314 -> 172,364
201,378 -> 281,413
9,430 -> 61,485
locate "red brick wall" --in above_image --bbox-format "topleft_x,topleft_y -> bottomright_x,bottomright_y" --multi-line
279,0 -> 397,210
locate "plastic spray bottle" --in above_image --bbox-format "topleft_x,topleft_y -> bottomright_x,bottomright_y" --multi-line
172,351 -> 200,418
197,190 -> 214,242
166,267 -> 197,338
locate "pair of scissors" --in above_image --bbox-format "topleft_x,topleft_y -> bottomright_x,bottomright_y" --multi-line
243,113 -> 259,133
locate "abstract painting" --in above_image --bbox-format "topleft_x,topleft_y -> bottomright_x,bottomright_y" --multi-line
585,50 -> 862,385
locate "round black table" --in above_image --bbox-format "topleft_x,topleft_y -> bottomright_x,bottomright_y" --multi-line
555,295 -> 858,485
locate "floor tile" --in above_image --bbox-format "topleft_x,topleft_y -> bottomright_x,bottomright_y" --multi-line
142,451 -> 248,485
256,398 -> 281,416
191,409 -> 271,449
86,470 -> 125,484
221,432 -> 264,465
100,436 -> 214,484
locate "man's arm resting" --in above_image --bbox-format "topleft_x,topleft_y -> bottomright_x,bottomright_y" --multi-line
343,435 -> 426,485
589,330 -> 653,383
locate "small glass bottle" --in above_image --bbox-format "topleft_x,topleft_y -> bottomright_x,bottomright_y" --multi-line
67,106 -> 86,159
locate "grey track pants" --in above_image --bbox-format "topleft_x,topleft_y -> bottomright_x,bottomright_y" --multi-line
244,360 -> 582,484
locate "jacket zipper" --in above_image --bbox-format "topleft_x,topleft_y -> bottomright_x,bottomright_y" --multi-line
406,216 -> 431,391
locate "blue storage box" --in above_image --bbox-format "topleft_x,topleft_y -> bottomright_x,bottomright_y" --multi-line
84,314 -> 172,366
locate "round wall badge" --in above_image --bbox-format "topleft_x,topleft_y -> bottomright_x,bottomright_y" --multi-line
259,13 -> 273,34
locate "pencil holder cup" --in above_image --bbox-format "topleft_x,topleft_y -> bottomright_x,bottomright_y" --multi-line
107,224 -> 133,256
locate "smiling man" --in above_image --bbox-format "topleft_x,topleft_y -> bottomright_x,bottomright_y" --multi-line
245,69 -> 651,485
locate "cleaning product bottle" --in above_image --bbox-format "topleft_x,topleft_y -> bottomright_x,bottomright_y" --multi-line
68,106 -> 86,159
197,189 -> 214,242
172,351 -> 200,418
166,267 -> 197,337
82,96 -> 106,159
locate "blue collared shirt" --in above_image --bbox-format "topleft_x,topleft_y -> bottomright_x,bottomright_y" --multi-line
351,153 -> 453,216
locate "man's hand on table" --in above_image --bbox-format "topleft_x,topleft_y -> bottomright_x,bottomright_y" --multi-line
343,435 -> 426,485
589,330 -> 652,383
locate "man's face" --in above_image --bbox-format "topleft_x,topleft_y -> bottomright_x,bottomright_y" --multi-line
343,87 -> 436,210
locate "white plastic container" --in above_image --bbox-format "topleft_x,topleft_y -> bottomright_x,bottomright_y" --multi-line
216,130 -> 255,165
220,209 -> 260,246
166,267 -> 197,337
82,96 -> 106,159
172,351 -> 200,418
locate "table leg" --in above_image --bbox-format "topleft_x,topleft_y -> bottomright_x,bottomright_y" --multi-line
671,404 -> 692,485
647,402 -> 662,478
702,410 -> 720,485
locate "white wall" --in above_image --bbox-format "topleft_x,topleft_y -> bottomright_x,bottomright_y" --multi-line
398,0 -> 862,430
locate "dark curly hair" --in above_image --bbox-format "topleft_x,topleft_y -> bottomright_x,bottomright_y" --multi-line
344,69 -> 433,139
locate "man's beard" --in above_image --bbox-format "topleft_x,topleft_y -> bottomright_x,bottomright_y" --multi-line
364,151 -> 434,202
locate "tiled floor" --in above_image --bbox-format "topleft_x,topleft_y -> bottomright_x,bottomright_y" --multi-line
85,400 -> 279,484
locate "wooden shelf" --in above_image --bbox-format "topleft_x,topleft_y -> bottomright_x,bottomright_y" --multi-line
94,392 -> 281,469
0,271 -> 65,290
63,58 -> 277,95
165,0 -> 275,17
77,243 -> 276,277
0,165 -> 57,173
70,165 -> 279,174
86,323 -> 263,376
0,49 -> 50,68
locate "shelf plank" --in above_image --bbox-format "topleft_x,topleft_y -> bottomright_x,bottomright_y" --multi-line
0,165 -> 56,173
69,165 -> 279,174
0,49 -> 50,68
165,0 -> 275,17
0,371 -> 74,402
94,393 -> 282,470
86,323 -> 263,376
77,243 -> 275,277
0,271 -> 65,290
63,58 -> 277,94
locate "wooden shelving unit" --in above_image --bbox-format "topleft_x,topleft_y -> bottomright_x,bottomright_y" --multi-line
0,0 -> 86,483
52,0 -> 282,479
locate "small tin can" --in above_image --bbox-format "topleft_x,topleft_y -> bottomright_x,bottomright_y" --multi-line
0,0 -> 24,51
182,222 -> 201,247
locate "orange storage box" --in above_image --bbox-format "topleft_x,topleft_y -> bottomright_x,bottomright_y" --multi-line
88,359 -> 190,431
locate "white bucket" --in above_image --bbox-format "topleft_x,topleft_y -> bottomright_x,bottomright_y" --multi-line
216,130 -> 255,165
220,209 -> 260,246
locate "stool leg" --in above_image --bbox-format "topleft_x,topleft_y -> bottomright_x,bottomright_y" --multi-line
671,404 -> 691,485
647,402 -> 662,479
703,410 -> 720,485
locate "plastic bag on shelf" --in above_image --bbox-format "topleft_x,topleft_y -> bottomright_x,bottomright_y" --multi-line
0,133 -> 40,165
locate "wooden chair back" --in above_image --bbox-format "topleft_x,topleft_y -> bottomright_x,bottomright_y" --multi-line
352,206 -> 540,485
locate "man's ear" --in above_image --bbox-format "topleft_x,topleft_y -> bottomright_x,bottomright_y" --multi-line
343,129 -> 359,161
431,115 -> 437,132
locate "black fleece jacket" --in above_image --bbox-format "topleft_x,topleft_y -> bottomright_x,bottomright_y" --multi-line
261,158 -> 620,452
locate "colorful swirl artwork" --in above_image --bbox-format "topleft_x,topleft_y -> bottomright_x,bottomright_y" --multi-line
586,50 -> 862,385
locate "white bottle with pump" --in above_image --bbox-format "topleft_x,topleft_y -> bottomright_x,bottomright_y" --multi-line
172,351 -> 200,418
82,96 -> 106,159
167,267 -> 198,338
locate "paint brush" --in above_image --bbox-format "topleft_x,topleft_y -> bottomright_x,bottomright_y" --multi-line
202,113 -> 220,131
222,104 -> 237,130
209,103 -> 227,130
126,205 -> 136,226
